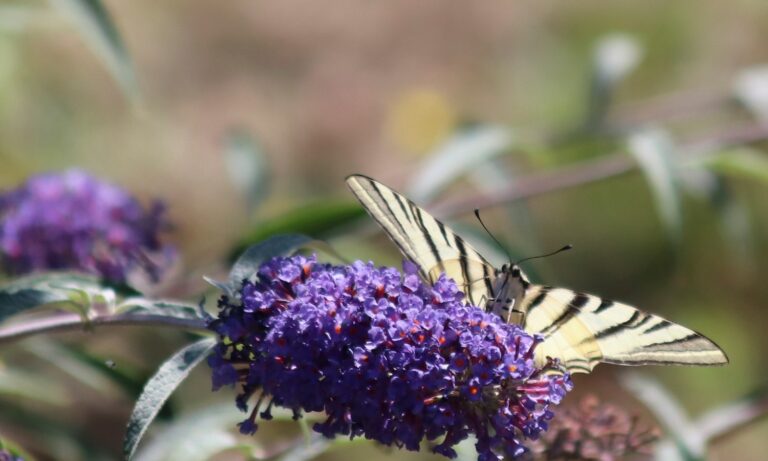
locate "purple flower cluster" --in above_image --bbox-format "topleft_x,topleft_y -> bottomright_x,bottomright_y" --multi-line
0,169 -> 173,283
209,255 -> 572,460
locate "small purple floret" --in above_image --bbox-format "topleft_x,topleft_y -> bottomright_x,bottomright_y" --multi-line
0,169 -> 174,282
208,255 -> 572,460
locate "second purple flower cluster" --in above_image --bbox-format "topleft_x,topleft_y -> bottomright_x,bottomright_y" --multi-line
0,169 -> 173,283
208,255 -> 572,460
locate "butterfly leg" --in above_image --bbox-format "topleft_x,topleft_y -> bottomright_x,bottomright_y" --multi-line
505,298 -> 517,323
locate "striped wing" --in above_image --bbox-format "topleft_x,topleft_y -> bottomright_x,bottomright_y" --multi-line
521,285 -> 729,373
346,174 -> 497,306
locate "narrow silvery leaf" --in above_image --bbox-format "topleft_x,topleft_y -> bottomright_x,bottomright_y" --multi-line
587,33 -> 642,127
48,0 -> 138,99
276,434 -> 331,461
0,4 -> 50,33
627,129 -> 683,241
406,125 -> 513,202
695,386 -> 768,442
119,299 -> 203,320
453,435 -> 480,461
679,169 -> 754,264
23,339 -> 120,394
734,65 -> 768,121
202,276 -> 232,296
123,337 -> 216,460
0,365 -> 69,405
225,131 -> 269,213
0,272 -> 113,323
593,34 -> 642,89
621,373 -> 705,460
134,404 -> 249,461
0,288 -> 67,324
716,197 -> 753,264
229,233 -> 313,287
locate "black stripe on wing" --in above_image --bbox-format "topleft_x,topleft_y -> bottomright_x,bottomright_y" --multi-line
539,293 -> 590,338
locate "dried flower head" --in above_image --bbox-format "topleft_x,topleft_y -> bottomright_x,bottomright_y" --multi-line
528,395 -> 659,461
208,255 -> 573,460
0,169 -> 174,283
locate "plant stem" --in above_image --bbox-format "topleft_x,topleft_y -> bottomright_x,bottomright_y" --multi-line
434,122 -> 768,217
0,312 -> 209,345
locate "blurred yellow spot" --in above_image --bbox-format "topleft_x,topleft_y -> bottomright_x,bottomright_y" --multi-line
388,89 -> 457,155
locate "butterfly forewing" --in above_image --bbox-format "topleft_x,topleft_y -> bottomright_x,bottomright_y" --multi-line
346,174 -> 498,306
521,286 -> 729,373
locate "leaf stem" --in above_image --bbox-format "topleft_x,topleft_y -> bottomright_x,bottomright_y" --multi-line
0,312 -> 209,345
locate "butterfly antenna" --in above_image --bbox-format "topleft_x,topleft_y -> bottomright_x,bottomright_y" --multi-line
515,244 -> 573,265
474,209 -> 513,263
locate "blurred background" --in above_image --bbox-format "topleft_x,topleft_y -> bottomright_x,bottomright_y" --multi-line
0,1 -> 767,460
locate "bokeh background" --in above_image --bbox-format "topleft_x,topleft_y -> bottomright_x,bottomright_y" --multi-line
1,1 -> 767,460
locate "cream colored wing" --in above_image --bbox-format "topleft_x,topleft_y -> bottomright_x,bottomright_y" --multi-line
346,174 -> 497,306
521,285 -> 729,373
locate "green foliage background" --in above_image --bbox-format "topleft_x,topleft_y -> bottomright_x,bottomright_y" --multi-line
0,1 -> 767,460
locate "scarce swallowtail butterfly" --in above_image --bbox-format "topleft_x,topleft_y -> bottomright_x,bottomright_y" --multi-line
346,174 -> 728,374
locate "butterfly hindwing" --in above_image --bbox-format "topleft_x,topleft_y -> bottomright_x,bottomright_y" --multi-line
521,285 -> 729,373
346,174 -> 497,306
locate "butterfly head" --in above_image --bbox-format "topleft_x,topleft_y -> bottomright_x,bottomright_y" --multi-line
507,264 -> 528,282
488,263 -> 530,324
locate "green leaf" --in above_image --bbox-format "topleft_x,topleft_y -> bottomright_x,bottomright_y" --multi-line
0,272 -> 108,324
233,201 -> 365,259
627,129 -> 683,242
123,337 -> 216,460
225,131 -> 270,213
48,0 -> 138,100
228,234 -> 314,287
406,125 -> 513,202
703,148 -> 768,184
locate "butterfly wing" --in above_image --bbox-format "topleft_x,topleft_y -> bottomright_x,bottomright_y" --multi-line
346,174 -> 497,306
520,285 -> 729,373
347,174 -> 728,374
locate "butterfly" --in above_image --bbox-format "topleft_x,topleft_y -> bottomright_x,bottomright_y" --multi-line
346,174 -> 728,374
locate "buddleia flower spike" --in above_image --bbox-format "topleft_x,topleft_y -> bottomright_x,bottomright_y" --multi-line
0,169 -> 174,283
208,254 -> 573,460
